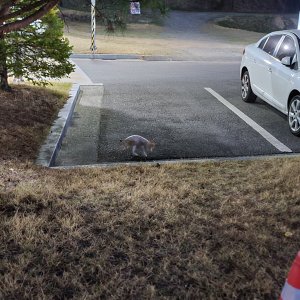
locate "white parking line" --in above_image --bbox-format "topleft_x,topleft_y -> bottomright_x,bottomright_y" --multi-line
205,88 -> 292,153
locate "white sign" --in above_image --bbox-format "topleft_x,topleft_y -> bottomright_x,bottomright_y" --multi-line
130,2 -> 141,15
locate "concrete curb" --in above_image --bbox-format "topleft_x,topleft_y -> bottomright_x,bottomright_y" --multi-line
71,53 -> 141,60
36,84 -> 81,167
51,152 -> 299,170
54,84 -> 104,166
70,53 -> 179,61
37,84 -> 106,167
70,53 -> 243,63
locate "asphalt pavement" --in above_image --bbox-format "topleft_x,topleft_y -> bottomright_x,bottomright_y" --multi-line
55,59 -> 299,166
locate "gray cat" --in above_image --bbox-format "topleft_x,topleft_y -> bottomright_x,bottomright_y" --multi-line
121,135 -> 155,157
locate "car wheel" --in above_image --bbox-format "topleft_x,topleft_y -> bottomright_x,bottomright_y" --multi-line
241,70 -> 256,103
288,95 -> 300,136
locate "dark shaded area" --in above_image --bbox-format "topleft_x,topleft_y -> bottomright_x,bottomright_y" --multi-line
217,15 -> 296,33
61,0 -> 300,13
166,0 -> 300,13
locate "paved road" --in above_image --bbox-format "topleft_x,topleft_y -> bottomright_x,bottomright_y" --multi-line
55,59 -> 299,165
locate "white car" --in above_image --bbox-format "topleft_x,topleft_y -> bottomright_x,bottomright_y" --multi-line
240,30 -> 300,136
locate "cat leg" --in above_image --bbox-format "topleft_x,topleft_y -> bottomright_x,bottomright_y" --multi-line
132,145 -> 139,156
141,146 -> 147,157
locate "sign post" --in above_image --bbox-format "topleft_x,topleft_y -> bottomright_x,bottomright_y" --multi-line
130,2 -> 141,15
91,0 -> 97,54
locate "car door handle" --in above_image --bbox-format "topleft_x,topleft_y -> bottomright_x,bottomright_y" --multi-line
268,67 -> 272,73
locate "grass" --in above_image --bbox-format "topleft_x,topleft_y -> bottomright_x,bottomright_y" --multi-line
64,21 -> 171,55
62,15 -> 267,57
63,9 -> 171,55
0,83 -> 70,161
1,84 -> 300,298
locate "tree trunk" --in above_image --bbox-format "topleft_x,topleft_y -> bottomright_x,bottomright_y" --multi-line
0,66 -> 10,92
0,33 -> 11,92
0,4 -> 11,92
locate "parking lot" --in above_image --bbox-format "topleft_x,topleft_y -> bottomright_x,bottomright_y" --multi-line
54,59 -> 300,166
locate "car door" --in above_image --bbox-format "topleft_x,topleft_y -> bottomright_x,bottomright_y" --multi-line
271,34 -> 297,113
251,34 -> 283,101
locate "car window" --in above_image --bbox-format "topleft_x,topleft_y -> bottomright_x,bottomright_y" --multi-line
275,35 -> 296,61
262,35 -> 282,56
258,37 -> 268,49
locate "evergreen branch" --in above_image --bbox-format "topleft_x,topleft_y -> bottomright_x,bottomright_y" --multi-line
0,0 -> 52,23
0,0 -> 60,34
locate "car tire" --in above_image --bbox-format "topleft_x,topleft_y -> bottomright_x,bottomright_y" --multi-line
241,70 -> 256,103
288,95 -> 300,136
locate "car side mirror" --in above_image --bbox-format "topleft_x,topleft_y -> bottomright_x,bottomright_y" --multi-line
281,56 -> 292,67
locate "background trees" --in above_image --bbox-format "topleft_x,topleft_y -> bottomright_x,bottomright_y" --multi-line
61,0 -> 168,32
166,0 -> 300,12
61,0 -> 300,13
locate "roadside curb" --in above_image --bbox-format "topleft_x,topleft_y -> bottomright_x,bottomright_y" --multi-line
54,84 -> 104,166
70,53 -> 242,62
36,84 -> 80,167
36,83 -> 105,167
70,53 -> 180,61
52,152 -> 298,170
71,53 -> 141,60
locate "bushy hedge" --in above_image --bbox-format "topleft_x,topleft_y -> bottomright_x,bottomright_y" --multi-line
217,15 -> 296,33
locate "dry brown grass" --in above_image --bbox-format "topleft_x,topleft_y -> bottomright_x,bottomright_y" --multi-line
0,84 -> 70,161
63,20 -> 264,59
1,84 -> 300,299
64,21 -> 171,55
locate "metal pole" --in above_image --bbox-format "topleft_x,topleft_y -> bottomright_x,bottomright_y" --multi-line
298,11 -> 300,29
91,0 -> 97,54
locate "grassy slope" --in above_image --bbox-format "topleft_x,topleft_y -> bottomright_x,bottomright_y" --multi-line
0,85 -> 300,298
64,21 -> 169,55
63,15 -> 276,56
0,84 -> 70,161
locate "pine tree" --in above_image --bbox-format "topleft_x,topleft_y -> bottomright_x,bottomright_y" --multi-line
6,9 -> 74,87
0,1 -> 61,91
